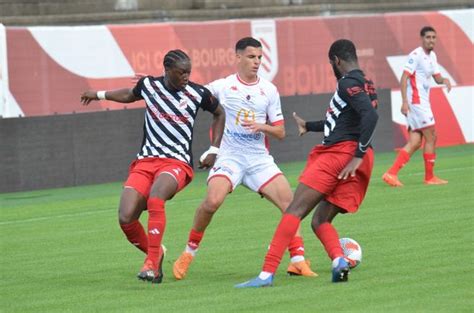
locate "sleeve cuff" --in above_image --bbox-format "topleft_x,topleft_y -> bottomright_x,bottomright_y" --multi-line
271,120 -> 284,126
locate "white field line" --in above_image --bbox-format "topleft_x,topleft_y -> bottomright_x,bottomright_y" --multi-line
1,166 -> 472,226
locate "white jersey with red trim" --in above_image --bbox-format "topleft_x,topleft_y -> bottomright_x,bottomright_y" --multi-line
403,47 -> 440,105
206,73 -> 284,155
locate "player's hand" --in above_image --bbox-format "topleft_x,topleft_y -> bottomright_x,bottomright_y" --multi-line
338,157 -> 363,180
199,154 -> 217,169
132,73 -> 146,85
241,120 -> 266,133
292,112 -> 307,136
80,91 -> 98,106
444,78 -> 452,93
401,100 -> 409,116
198,146 -> 219,169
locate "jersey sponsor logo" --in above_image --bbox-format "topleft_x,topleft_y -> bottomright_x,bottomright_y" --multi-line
230,86 -> 238,91
156,112 -> 190,123
235,108 -> 256,125
225,128 -> 262,140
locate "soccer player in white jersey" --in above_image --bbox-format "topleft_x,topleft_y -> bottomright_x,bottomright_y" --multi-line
80,50 -> 225,284
383,26 -> 452,187
173,37 -> 317,280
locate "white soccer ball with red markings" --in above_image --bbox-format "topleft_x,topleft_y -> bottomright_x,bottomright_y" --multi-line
340,237 -> 362,269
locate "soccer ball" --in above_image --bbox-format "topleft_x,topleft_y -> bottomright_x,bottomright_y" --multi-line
339,237 -> 362,269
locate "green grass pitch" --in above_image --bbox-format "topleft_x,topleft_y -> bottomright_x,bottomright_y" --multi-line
1,144 -> 473,312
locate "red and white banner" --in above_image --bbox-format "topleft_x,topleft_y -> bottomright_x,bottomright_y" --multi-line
3,10 -> 473,146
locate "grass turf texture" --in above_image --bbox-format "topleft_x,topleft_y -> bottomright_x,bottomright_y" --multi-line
1,144 -> 473,312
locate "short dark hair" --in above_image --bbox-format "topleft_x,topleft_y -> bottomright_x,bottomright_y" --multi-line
163,49 -> 190,69
328,39 -> 357,62
235,37 -> 262,52
420,26 -> 436,37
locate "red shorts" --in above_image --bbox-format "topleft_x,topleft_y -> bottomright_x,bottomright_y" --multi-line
299,141 -> 374,213
124,157 -> 194,198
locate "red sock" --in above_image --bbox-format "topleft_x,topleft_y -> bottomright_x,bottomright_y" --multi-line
424,153 -> 436,180
388,149 -> 410,175
187,229 -> 204,250
120,220 -> 148,253
288,236 -> 305,258
263,214 -> 301,273
315,223 -> 343,261
147,197 -> 166,267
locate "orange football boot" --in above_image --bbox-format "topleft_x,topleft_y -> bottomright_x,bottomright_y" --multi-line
424,176 -> 448,185
287,259 -> 318,277
173,252 -> 194,280
382,172 -> 403,187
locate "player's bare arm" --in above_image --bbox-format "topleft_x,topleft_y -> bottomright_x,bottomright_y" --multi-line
80,88 -> 140,105
433,74 -> 452,92
293,112 -> 307,136
241,121 -> 285,140
293,112 -> 326,136
199,103 -> 225,169
400,71 -> 410,116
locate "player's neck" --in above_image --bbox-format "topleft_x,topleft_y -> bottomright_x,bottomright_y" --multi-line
422,47 -> 432,55
341,63 -> 359,76
237,72 -> 258,85
163,75 -> 180,91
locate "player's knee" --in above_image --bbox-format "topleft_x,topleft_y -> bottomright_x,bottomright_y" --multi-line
118,206 -> 139,224
118,211 -> 134,224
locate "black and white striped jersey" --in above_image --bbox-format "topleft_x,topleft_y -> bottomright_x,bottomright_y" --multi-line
132,76 -> 218,165
322,70 -> 378,158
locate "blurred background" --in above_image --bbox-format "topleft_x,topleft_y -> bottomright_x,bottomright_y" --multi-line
1,0 -> 472,192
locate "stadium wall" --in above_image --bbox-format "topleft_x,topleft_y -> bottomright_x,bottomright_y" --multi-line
1,9 -> 472,192
0,90 -> 392,193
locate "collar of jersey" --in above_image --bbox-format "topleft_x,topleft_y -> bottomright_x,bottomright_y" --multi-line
236,73 -> 260,86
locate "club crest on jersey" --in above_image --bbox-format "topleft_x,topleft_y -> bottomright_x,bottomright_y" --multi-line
246,95 -> 251,101
179,99 -> 188,108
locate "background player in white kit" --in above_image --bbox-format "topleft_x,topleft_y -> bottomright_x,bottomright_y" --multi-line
383,26 -> 452,187
173,37 -> 317,280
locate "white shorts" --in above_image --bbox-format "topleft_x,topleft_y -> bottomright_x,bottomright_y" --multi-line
407,102 -> 435,131
208,153 -> 282,193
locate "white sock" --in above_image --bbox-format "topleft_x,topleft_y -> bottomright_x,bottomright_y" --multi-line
332,257 -> 342,268
258,271 -> 273,280
185,245 -> 197,256
290,255 -> 305,263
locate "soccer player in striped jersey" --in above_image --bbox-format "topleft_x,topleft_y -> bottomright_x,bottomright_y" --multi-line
383,26 -> 452,187
236,39 -> 378,287
80,50 -> 225,284
172,37 -> 317,280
